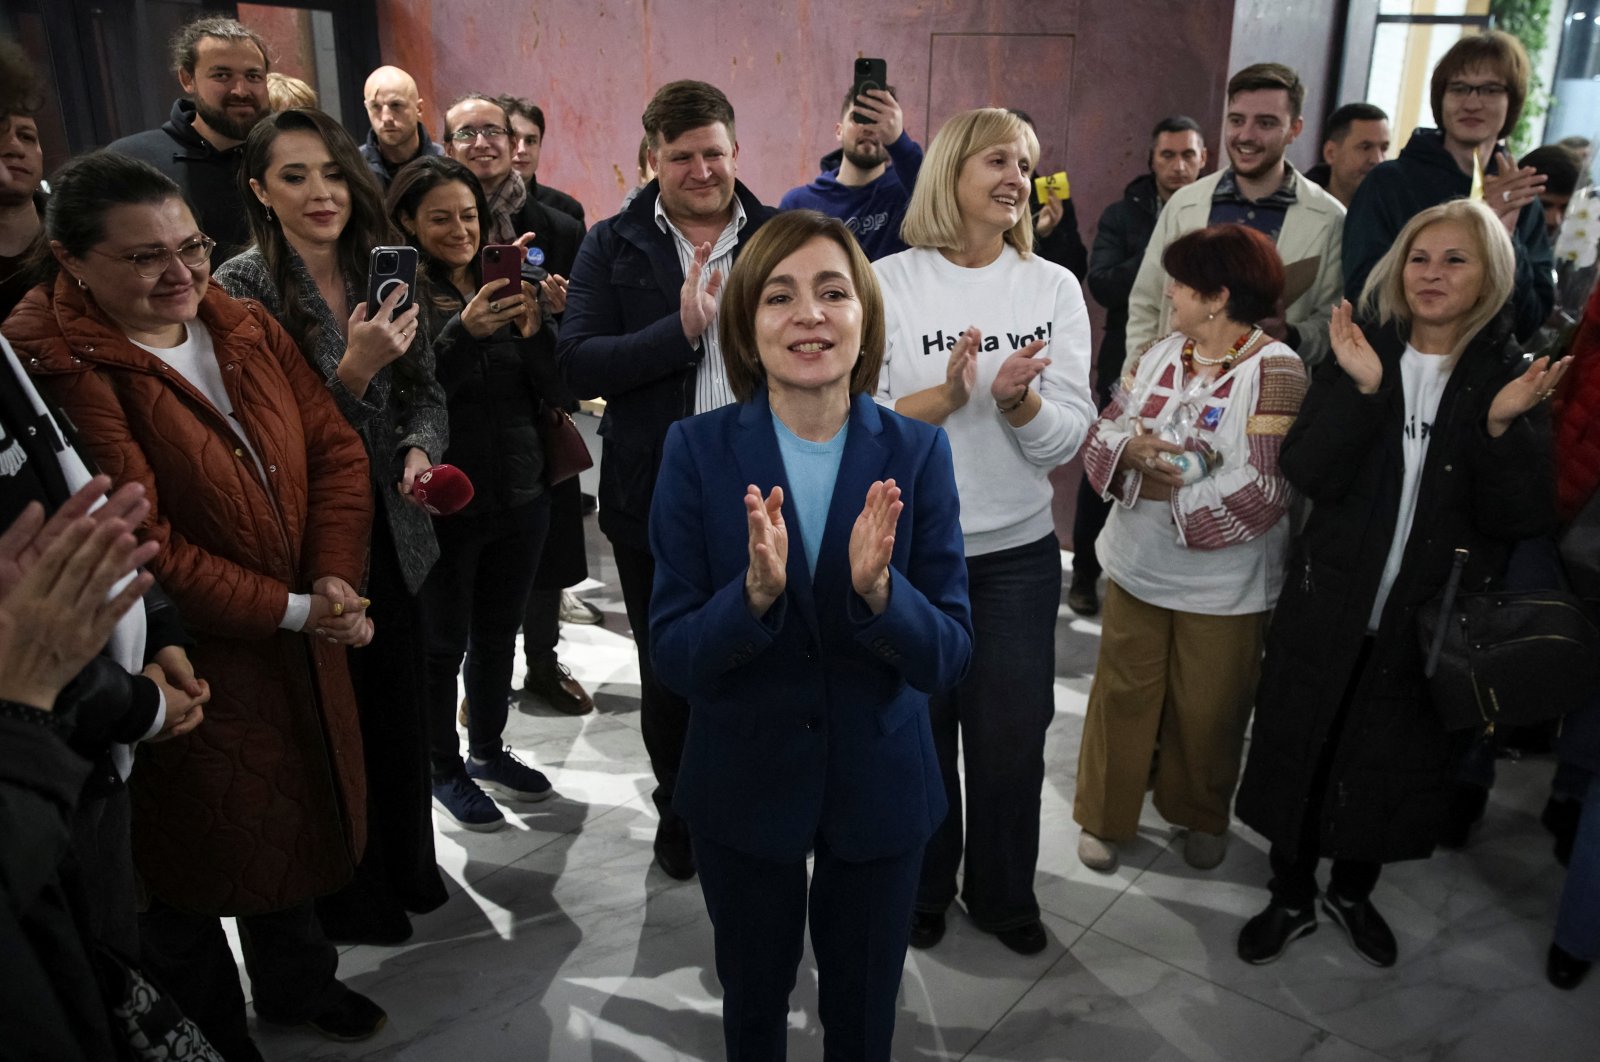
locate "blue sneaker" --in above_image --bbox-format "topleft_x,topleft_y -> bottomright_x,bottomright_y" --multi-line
431,773 -> 506,832
466,747 -> 555,803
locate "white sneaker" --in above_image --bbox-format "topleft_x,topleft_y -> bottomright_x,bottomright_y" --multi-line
1183,828 -> 1228,869
559,589 -> 603,625
1077,830 -> 1119,872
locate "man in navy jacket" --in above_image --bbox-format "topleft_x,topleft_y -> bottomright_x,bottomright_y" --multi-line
558,80 -> 776,880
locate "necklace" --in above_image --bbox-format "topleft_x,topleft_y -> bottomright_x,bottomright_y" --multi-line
1183,326 -> 1264,372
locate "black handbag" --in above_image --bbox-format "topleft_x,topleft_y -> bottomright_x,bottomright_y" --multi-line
1419,548 -> 1600,733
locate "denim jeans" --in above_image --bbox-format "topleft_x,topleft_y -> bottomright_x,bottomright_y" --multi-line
422,497 -> 550,776
1555,773 -> 1600,961
917,533 -> 1061,930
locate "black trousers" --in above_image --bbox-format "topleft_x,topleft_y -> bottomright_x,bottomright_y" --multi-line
139,899 -> 339,1060
524,476 -> 590,668
319,520 -> 447,924
1267,636 -> 1382,908
694,831 -> 923,1062
422,497 -> 550,777
611,538 -> 691,823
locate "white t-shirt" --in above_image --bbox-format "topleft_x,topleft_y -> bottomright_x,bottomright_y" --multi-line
1368,344 -> 1454,630
131,322 -> 311,632
873,245 -> 1095,557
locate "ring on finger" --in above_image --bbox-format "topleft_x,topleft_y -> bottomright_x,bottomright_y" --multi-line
490,300 -> 500,312
1501,189 -> 1511,203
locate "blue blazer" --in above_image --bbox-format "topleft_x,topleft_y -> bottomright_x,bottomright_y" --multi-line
648,391 -> 973,864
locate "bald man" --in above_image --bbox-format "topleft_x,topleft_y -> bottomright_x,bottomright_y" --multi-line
359,65 -> 443,190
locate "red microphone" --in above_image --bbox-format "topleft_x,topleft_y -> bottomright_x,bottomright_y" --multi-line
412,463 -> 474,515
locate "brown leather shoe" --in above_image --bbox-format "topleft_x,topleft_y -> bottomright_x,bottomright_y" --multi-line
522,658 -> 594,716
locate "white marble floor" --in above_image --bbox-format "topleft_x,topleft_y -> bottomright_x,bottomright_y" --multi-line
246,518 -> 1599,1061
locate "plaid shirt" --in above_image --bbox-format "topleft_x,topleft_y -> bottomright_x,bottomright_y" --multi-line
1208,164 -> 1300,240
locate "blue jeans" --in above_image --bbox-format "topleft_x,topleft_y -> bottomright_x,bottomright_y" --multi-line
1555,774 -> 1600,961
422,497 -> 550,776
917,533 -> 1061,930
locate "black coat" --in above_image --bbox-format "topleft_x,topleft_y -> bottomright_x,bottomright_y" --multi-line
1236,312 -> 1556,863
532,178 -> 586,229
1086,173 -> 1161,398
422,285 -> 559,516
558,179 -> 777,551
106,100 -> 249,267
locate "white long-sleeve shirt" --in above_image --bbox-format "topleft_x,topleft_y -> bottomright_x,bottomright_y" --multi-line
874,245 -> 1095,557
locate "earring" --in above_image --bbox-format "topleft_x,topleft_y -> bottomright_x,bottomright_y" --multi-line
76,276 -> 88,290
264,204 -> 274,223
1206,310 -> 1216,321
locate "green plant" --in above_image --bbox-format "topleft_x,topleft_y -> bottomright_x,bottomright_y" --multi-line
1491,0 -> 1553,154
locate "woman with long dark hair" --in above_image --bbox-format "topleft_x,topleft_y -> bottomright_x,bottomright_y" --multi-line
386,154 -> 561,831
214,107 -> 449,943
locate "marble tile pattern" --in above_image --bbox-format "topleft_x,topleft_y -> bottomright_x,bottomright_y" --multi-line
244,519 -> 1599,1061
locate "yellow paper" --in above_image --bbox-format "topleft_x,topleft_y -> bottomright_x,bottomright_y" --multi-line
1470,146 -> 1484,201
1034,171 -> 1070,205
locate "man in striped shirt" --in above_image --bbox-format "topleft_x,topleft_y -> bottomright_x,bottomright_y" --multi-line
558,80 -> 776,881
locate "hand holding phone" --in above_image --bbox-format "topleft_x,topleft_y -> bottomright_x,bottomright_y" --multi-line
851,57 -> 888,124
366,246 -> 418,322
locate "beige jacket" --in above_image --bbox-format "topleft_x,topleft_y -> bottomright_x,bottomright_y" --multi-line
1124,167 -> 1346,366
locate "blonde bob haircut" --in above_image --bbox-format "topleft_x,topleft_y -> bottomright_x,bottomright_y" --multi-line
900,108 -> 1039,257
1359,198 -> 1514,352
720,209 -> 885,403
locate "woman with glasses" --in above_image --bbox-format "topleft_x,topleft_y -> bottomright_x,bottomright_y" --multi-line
8,150 -> 384,1056
214,107 -> 451,946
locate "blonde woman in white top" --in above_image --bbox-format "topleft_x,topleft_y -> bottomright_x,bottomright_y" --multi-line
873,107 -> 1095,955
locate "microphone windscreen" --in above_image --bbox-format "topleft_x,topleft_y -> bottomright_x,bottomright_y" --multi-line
413,463 -> 474,516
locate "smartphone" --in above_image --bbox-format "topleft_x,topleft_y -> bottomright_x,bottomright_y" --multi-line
851,57 -> 888,124
365,245 -> 417,321
480,244 -> 523,301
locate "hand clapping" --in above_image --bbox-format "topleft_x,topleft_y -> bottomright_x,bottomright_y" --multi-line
744,484 -> 787,617
1487,353 -> 1572,437
1328,299 -> 1383,395
849,479 -> 902,615
681,242 -> 723,342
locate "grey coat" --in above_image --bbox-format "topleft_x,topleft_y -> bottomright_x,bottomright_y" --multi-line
215,248 -> 448,594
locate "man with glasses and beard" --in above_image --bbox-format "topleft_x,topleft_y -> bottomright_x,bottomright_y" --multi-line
107,16 -> 271,266
780,86 -> 921,261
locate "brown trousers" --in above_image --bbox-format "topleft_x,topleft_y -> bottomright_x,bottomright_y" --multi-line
1074,581 -> 1267,841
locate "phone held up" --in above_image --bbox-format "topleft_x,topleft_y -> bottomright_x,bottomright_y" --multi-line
366,245 -> 418,321
480,244 -> 523,303
851,57 -> 888,124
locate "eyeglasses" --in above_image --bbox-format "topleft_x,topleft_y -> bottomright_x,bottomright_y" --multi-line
92,236 -> 215,278
1445,81 -> 1508,100
448,125 -> 508,144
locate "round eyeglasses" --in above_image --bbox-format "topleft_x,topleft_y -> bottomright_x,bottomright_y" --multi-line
92,236 -> 215,279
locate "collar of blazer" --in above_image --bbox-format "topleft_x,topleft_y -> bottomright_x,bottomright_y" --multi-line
732,390 -> 891,642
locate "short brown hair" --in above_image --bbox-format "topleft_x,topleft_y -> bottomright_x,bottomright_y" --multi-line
0,35 -> 44,119
498,95 -> 546,135
642,80 -> 734,148
1162,224 -> 1285,325
170,16 -> 269,75
1227,63 -> 1305,121
719,210 -> 885,403
1429,30 -> 1530,140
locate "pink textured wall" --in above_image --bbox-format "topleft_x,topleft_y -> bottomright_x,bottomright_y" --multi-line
1229,0 -> 1347,170
373,0 -> 1242,247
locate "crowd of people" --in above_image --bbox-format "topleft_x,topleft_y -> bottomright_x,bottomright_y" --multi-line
1,14 -> 1597,1062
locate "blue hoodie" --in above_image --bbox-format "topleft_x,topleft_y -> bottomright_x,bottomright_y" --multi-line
780,132 -> 923,260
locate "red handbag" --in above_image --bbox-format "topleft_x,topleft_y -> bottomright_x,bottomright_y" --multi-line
539,406 -> 593,486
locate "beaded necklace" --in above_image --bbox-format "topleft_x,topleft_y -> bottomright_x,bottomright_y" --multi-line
1181,325 -> 1265,375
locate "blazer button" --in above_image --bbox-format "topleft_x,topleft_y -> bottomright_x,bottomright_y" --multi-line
804,717 -> 821,730
269,464 -> 277,473
234,447 -> 245,457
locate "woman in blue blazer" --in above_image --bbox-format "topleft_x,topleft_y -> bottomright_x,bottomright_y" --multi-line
649,210 -> 973,1061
